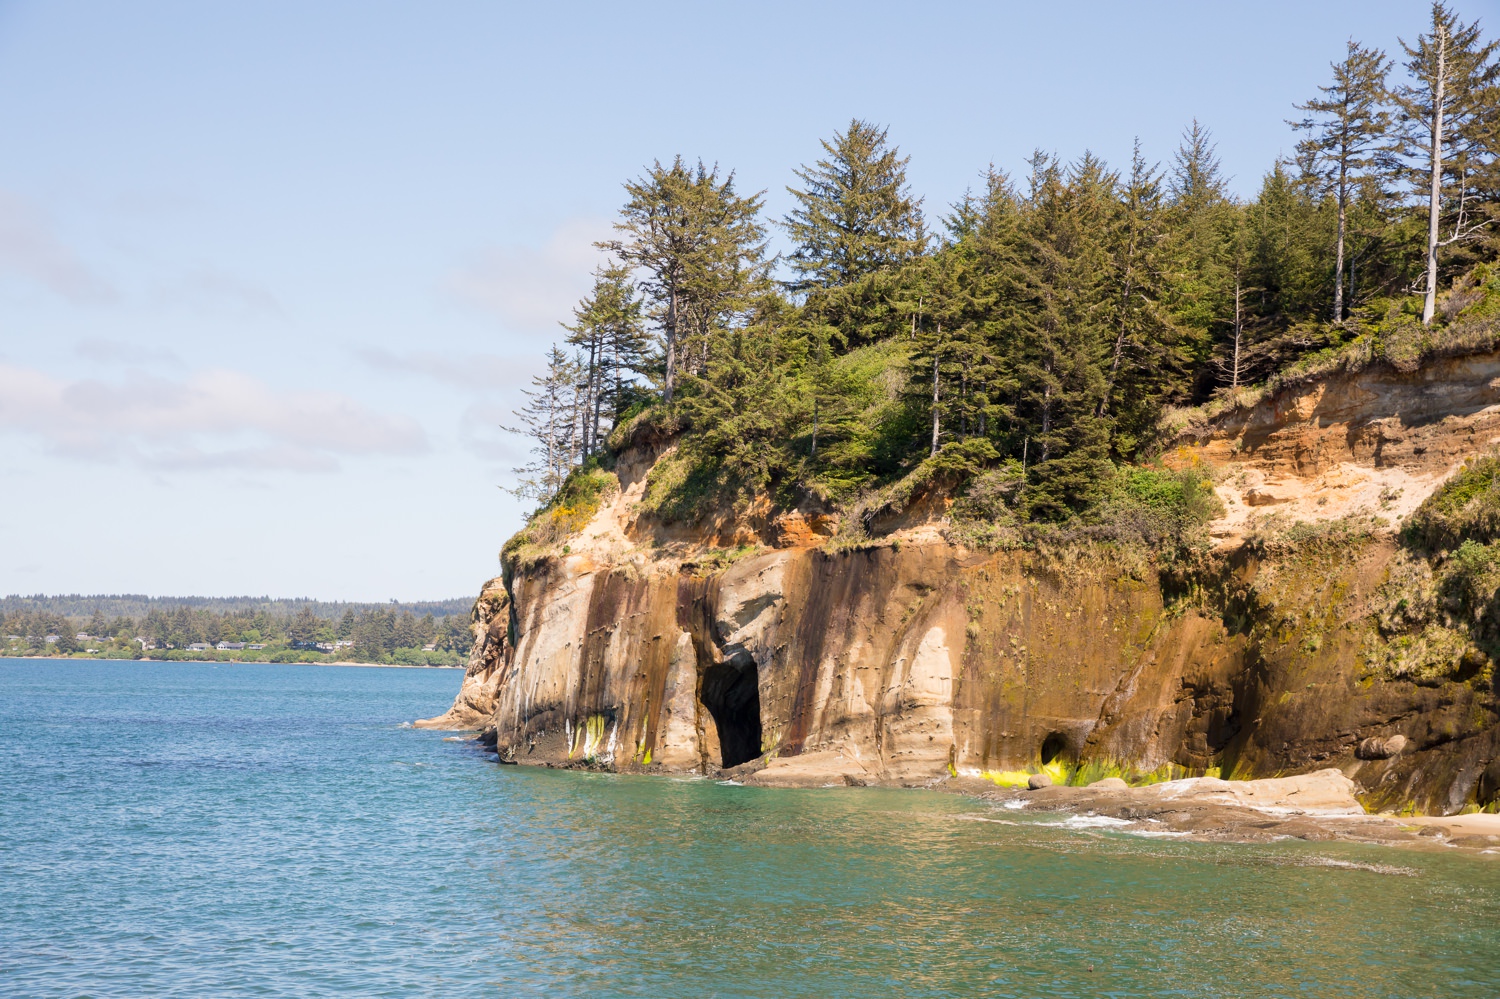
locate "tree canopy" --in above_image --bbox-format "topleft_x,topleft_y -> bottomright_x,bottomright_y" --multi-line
505,3 -> 1500,544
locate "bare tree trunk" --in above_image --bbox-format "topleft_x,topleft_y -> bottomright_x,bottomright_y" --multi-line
1334,159 -> 1347,322
1232,273 -> 1243,389
960,370 -> 967,437
1349,244 -> 1356,314
811,397 -> 818,459
930,348 -> 941,457
583,338 -> 599,456
591,336 -> 606,457
1040,380 -> 1053,462
1423,23 -> 1447,327
1100,264 -> 1135,417
665,284 -> 679,402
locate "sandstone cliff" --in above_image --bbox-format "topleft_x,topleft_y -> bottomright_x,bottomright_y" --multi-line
422,350 -> 1500,815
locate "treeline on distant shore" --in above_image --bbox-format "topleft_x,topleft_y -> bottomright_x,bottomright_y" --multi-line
2,600 -> 473,667
0,593 -> 471,620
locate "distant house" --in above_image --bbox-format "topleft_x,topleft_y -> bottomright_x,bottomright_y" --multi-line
44,635 -> 60,644
217,641 -> 246,651
334,640 -> 354,649
422,643 -> 437,652
75,632 -> 91,641
315,642 -> 336,653
187,642 -> 211,652
135,638 -> 155,650
247,643 -> 266,650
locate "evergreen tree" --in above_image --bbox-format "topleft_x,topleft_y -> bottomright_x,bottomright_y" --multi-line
1169,119 -> 1227,208
783,119 -> 926,294
1392,2 -> 1500,323
1098,140 -> 1184,452
564,264 -> 650,456
1165,120 -> 1232,371
506,345 -> 581,503
393,611 -> 420,650
1016,154 -> 1113,517
600,158 -> 768,402
1290,41 -> 1393,321
288,607 -> 319,644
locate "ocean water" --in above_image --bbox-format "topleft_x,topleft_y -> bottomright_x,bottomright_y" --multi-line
3,658 -> 1499,999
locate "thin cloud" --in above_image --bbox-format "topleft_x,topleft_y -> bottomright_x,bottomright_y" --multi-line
459,401 -> 526,463
0,362 -> 427,472
154,267 -> 283,318
357,346 -> 538,392
447,216 -> 613,331
75,338 -> 183,366
0,192 -> 116,304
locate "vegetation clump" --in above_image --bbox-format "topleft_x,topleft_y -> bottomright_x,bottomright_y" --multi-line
502,463 -> 621,568
1360,457 -> 1500,681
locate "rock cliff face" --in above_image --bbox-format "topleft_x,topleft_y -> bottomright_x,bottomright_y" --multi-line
422,351 -> 1500,815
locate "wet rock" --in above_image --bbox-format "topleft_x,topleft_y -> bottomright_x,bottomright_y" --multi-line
1027,773 -> 1053,790
1088,777 -> 1129,790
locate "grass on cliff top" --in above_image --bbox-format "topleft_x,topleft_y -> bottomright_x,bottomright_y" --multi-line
934,460 -> 1222,566
502,462 -> 620,569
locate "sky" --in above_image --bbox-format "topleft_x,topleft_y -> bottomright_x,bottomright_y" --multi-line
0,0 -> 1465,600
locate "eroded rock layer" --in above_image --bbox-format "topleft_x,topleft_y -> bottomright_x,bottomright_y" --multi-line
424,350 -> 1500,815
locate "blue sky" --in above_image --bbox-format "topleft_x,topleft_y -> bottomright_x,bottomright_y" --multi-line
0,0 -> 1450,599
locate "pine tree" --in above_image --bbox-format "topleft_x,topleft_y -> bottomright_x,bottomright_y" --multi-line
600,158 -> 768,402
1170,119 -> 1227,208
1392,2 -> 1500,324
1098,140 -> 1184,453
783,119 -> 926,294
1165,120 -> 1232,369
505,345 -> 581,503
564,263 -> 650,456
1290,41 -> 1393,321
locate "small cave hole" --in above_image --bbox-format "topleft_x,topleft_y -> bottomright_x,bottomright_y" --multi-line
1040,732 -> 1070,766
700,660 -> 763,769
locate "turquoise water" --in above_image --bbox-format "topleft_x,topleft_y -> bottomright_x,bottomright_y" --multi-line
3,659 -> 1499,998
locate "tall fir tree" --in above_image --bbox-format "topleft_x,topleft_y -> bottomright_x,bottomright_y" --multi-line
1290,41 -> 1393,321
783,119 -> 926,294
601,158 -> 768,402
506,345 -> 582,503
564,263 -> 651,456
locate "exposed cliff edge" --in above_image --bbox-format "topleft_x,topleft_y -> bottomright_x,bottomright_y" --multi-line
422,349 -> 1500,819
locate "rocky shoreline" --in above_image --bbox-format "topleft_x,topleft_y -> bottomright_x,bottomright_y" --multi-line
448,734 -> 1500,853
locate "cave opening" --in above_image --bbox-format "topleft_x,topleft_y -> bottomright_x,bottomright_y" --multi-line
700,659 -> 763,769
1040,732 -> 1069,766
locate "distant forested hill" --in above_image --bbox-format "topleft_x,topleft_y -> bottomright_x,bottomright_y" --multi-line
0,594 -> 471,620
1,593 -> 474,665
